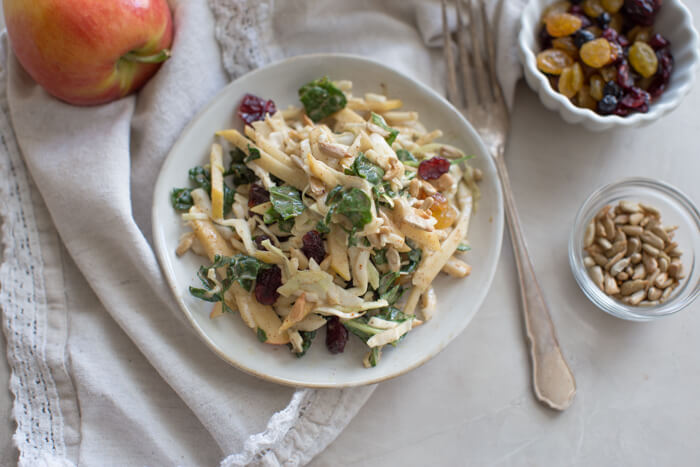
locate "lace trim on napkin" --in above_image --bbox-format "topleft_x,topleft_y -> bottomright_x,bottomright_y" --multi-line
0,37 -> 79,466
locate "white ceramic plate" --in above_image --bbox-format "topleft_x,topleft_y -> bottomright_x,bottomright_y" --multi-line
152,54 -> 504,387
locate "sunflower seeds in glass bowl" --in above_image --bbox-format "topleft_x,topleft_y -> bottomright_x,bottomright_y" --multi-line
570,178 -> 700,321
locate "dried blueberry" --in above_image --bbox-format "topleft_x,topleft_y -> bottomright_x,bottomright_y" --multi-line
597,94 -> 618,114
301,230 -> 326,265
254,266 -> 281,305
596,12 -> 611,29
603,80 -> 623,99
574,29 -> 596,48
325,317 -> 348,354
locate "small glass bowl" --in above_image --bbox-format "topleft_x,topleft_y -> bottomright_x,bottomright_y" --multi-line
569,178 -> 700,321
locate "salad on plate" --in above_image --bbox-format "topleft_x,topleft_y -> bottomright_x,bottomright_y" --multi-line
170,77 -> 482,367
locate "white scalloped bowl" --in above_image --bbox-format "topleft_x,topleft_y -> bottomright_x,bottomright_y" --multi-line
518,0 -> 700,131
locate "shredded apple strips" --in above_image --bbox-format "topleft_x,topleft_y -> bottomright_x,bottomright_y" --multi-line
170,78 -> 482,367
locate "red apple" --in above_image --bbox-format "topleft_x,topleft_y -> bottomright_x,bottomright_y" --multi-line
4,0 -> 173,106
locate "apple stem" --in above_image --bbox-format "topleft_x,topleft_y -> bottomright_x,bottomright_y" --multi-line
122,49 -> 171,64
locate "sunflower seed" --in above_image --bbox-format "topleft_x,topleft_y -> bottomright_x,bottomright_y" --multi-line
621,225 -> 644,236
610,257 -> 631,276
604,274 -> 620,295
668,260 -> 682,279
642,243 -> 660,257
603,216 -> 615,239
642,254 -> 658,274
632,264 -> 646,280
584,221 -> 595,247
640,231 -> 665,250
659,278 -> 674,289
650,225 -> 670,244
630,252 -> 642,264
627,237 -> 641,256
620,201 -> 641,213
626,289 -> 646,305
590,251 -> 609,267
640,203 -> 660,217
605,251 -> 626,271
597,237 -> 613,250
589,266 -> 604,290
668,247 -> 683,258
617,272 -> 630,281
629,213 -> 644,225
620,279 -> 647,296
661,286 -> 673,302
640,216 -> 650,227
583,256 -> 595,268
596,221 -> 606,238
614,214 -> 629,224
658,256 -> 668,272
647,287 -> 662,301
654,272 -> 668,288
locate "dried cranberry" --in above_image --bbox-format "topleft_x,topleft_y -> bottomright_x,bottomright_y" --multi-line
624,0 -> 660,26
301,230 -> 326,265
254,266 -> 282,305
602,28 -> 629,48
568,4 -> 584,14
237,93 -> 277,126
248,184 -> 270,208
325,317 -> 348,354
649,33 -> 670,50
617,61 -> 635,89
641,47 -> 672,100
620,87 -> 650,109
418,156 -> 450,181
254,234 -> 270,249
614,106 -> 632,116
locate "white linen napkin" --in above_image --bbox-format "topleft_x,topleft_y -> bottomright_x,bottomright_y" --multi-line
0,0 -> 524,465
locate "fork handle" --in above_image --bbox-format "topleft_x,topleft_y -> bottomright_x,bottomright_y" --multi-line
493,152 -> 576,411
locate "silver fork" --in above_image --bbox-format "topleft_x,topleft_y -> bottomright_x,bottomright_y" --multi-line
442,0 -> 576,411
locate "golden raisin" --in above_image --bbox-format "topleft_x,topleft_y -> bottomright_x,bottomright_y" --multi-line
629,41 -> 659,78
552,37 -> 578,57
542,1 -> 572,23
609,13 -> 623,32
589,74 -> 605,100
559,63 -> 584,98
601,0 -> 624,13
628,26 -> 652,43
576,85 -> 598,110
585,26 -> 603,38
546,13 -> 583,38
582,0 -> 605,18
580,38 -> 613,68
429,193 -> 458,229
536,49 -> 575,75
600,65 -> 617,82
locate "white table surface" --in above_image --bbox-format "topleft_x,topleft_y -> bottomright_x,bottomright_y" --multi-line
2,4 -> 700,465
